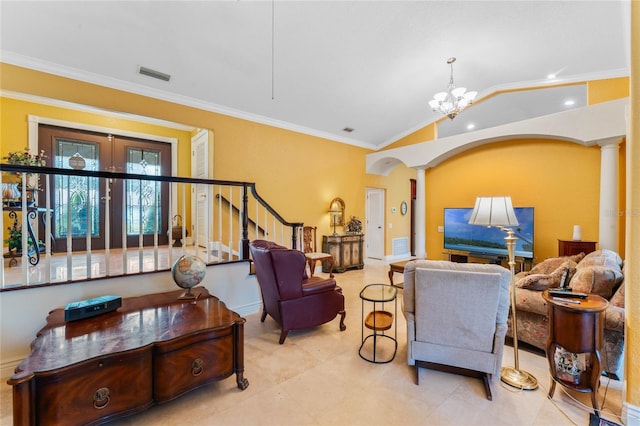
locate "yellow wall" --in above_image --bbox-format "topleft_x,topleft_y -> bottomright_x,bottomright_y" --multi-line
0,64 -> 629,261
1,63 -> 378,242
588,77 -> 630,104
425,139 -> 604,262
382,122 -> 437,150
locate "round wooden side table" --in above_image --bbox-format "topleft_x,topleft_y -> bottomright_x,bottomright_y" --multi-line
542,290 -> 609,416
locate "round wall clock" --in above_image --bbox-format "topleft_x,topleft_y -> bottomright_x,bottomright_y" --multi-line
401,201 -> 408,215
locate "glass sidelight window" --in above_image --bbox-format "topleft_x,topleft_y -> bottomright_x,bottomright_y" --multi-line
54,139 -> 100,238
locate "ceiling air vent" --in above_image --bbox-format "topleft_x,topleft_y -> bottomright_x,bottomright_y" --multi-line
342,127 -> 354,133
138,66 -> 171,82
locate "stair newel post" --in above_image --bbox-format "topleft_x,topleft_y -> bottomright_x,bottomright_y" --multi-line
241,184 -> 250,260
291,224 -> 301,250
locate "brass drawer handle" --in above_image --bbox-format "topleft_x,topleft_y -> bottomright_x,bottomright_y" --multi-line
93,387 -> 110,409
192,358 -> 204,376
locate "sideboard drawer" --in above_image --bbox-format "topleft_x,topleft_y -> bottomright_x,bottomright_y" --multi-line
35,349 -> 153,426
154,334 -> 234,402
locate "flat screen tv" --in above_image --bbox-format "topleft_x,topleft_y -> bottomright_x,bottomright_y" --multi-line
444,207 -> 534,259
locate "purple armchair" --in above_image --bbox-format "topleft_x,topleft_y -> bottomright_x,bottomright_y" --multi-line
249,240 -> 346,344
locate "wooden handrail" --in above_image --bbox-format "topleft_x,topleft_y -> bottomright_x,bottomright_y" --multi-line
248,184 -> 303,248
1,163 -> 303,289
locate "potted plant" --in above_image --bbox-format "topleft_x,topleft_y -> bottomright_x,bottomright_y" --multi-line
2,148 -> 47,206
345,216 -> 362,234
4,222 -> 42,256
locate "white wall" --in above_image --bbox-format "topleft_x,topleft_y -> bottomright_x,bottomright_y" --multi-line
0,262 -> 261,379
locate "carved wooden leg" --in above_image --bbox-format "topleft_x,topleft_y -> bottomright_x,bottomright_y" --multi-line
307,259 -> 316,277
339,310 -> 347,331
236,372 -> 249,390
591,393 -> 600,417
548,379 -> 556,399
279,329 -> 289,344
233,319 -> 249,390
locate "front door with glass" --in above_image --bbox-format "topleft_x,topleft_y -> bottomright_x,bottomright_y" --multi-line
39,125 -> 171,251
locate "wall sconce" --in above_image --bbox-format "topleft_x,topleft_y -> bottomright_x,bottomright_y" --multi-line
328,197 -> 345,236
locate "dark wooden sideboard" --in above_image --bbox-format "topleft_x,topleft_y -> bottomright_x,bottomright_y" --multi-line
558,239 -> 597,257
7,287 -> 248,426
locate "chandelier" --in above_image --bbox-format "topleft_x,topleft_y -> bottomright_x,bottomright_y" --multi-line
428,57 -> 477,120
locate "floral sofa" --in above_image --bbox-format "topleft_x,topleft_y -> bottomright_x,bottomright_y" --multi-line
507,249 -> 625,379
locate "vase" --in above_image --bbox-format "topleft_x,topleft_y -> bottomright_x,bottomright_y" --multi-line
26,174 -> 39,190
2,183 -> 21,202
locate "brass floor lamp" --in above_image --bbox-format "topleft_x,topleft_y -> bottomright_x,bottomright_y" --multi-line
469,196 -> 538,390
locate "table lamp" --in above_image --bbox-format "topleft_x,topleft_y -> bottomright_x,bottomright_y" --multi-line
468,196 -> 538,390
328,197 -> 344,236
329,208 -> 341,235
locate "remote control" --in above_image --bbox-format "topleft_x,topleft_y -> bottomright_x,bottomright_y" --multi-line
548,289 -> 588,299
559,267 -> 571,289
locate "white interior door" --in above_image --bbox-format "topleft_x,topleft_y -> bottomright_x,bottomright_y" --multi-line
366,188 -> 385,259
191,129 -> 209,247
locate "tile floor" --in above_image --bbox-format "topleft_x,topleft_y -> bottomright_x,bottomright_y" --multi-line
0,259 -> 624,425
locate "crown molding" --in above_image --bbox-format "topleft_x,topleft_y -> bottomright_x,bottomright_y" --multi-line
1,51 -> 377,151
1,90 -> 195,132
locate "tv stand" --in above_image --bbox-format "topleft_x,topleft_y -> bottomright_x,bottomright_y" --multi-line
444,250 -> 532,272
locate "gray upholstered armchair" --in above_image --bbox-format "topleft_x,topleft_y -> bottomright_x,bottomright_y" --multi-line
402,260 -> 511,400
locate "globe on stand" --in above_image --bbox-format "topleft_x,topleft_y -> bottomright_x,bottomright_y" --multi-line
171,255 -> 206,300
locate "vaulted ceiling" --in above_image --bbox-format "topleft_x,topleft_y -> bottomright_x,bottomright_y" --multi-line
0,1 -> 630,150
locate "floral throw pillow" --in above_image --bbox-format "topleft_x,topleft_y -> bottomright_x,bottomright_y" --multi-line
529,253 -> 584,275
516,260 -> 577,291
569,266 -> 623,299
578,249 -> 623,270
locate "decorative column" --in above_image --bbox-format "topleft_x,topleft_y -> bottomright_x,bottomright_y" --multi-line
624,1 -> 640,423
415,168 -> 426,259
598,139 -> 622,251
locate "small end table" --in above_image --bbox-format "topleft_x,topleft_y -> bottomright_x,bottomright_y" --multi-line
388,259 -> 414,288
542,290 -> 609,416
359,284 -> 397,363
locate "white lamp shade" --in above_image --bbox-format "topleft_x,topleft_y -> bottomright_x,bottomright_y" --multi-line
433,91 -> 448,101
451,87 -> 467,97
464,90 -> 478,101
468,196 -> 519,227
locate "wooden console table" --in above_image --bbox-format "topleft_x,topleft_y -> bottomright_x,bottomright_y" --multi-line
322,234 -> 364,273
8,287 -> 248,426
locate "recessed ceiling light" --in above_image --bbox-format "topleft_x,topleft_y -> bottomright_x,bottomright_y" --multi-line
547,73 -> 557,80
343,127 -> 354,133
564,99 -> 576,106
466,123 -> 475,130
